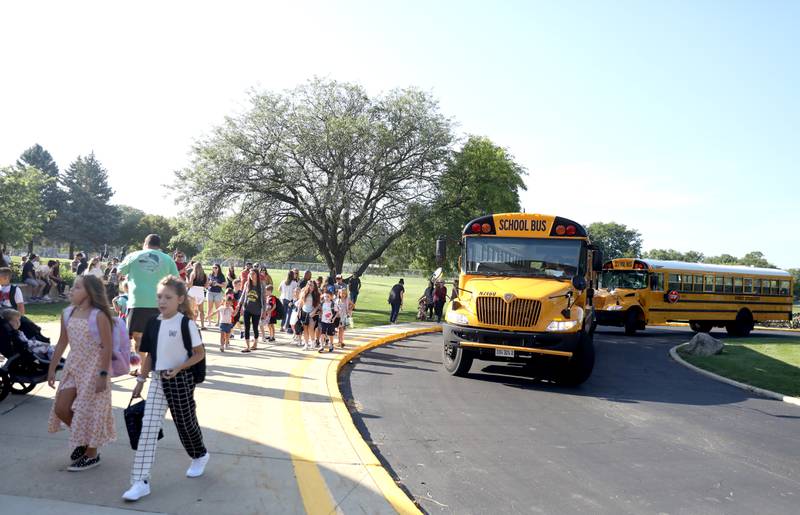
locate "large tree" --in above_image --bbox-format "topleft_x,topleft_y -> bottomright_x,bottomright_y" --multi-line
60,153 -> 119,255
587,222 -> 642,260
0,166 -> 51,249
387,135 -> 527,272
16,144 -> 68,250
176,78 -> 453,276
643,249 -> 705,262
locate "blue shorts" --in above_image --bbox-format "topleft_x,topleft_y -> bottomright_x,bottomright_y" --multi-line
219,323 -> 233,334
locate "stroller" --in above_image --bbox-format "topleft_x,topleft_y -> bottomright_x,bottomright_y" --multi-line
0,311 -> 63,402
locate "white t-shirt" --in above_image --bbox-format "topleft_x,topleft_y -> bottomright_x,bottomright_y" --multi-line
279,280 -> 298,301
85,267 -> 104,279
321,301 -> 335,323
0,284 -> 24,308
153,313 -> 202,371
217,306 -> 233,324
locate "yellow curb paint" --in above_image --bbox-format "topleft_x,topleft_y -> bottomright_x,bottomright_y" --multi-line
285,356 -> 338,515
328,326 -> 443,515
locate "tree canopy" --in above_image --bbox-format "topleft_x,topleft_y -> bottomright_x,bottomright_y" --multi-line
60,153 -> 119,251
0,166 -> 51,248
587,222 -> 642,260
176,78 -> 454,275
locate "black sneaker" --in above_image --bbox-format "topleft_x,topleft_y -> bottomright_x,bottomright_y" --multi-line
68,454 -> 101,471
70,445 -> 87,461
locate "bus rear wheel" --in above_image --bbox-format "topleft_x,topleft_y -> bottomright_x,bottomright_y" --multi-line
689,321 -> 713,333
443,342 -> 473,376
726,310 -> 754,338
554,332 -> 595,386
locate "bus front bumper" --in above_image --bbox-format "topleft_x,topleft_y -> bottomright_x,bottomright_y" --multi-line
443,323 -> 582,359
595,309 -> 626,327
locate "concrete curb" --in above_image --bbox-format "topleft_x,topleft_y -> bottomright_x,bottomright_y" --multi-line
669,343 -> 800,407
327,325 -> 443,515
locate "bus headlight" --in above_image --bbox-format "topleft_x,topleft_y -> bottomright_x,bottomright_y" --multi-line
546,320 -> 579,332
446,311 -> 469,325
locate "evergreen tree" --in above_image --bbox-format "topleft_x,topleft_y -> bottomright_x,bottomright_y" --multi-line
16,144 -> 68,248
61,153 -> 119,254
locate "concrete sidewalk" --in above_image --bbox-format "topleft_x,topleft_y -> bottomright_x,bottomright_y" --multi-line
0,320 -> 440,515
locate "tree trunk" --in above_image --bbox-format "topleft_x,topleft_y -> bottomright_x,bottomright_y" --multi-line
68,242 -> 75,260
27,239 -> 33,255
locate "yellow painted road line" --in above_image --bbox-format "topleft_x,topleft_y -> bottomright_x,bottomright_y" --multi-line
459,341 -> 573,357
285,356 -> 338,515
328,326 -> 443,515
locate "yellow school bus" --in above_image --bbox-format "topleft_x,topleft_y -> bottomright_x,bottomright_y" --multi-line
594,258 -> 794,336
436,213 -> 603,385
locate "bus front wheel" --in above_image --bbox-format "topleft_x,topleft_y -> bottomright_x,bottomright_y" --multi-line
443,343 -> 473,376
624,309 -> 640,336
554,332 -> 595,386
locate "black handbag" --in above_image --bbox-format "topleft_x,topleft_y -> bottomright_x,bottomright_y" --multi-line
124,397 -> 164,450
180,315 -> 206,383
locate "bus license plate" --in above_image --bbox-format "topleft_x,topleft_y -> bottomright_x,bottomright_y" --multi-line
495,349 -> 514,358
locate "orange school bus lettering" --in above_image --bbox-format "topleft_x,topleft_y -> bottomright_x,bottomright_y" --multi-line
594,258 -> 794,336
435,213 -> 603,386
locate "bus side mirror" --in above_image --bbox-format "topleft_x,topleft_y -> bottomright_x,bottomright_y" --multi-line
592,250 -> 604,272
572,275 -> 587,291
435,238 -> 446,266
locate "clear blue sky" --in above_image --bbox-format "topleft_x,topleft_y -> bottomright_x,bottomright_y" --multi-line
1,1 -> 797,267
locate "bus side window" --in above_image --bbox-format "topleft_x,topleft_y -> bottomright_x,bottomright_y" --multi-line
650,273 -> 664,291
715,276 -> 724,293
724,276 -> 733,293
744,278 -> 753,294
668,274 -> 680,291
693,275 -> 703,292
682,274 -> 693,292
771,280 -> 779,295
734,277 -> 743,294
753,279 -> 761,295
779,281 -> 790,296
704,274 -> 714,292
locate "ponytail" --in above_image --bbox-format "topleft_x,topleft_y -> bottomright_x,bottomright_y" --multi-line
160,275 -> 195,320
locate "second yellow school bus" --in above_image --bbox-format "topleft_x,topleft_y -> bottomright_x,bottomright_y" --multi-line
594,258 -> 794,336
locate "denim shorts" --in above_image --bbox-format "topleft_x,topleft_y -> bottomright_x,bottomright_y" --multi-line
219,323 -> 233,334
207,291 -> 224,303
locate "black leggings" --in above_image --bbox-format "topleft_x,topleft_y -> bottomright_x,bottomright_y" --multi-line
244,312 -> 259,340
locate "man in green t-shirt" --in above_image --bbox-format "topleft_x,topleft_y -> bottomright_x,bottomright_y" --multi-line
118,234 -> 179,354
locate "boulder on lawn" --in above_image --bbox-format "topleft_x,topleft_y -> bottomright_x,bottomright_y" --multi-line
682,333 -> 724,357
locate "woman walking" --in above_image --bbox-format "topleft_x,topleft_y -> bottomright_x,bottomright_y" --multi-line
279,271 -> 297,333
47,275 -> 116,471
187,263 -> 207,330
122,276 -> 209,502
433,280 -> 448,323
205,264 -> 225,326
238,269 -> 265,352
225,265 -> 237,290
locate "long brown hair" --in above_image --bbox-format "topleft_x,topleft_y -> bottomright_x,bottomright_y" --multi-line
77,275 -> 115,326
159,275 -> 195,320
284,270 -> 294,286
190,262 -> 206,284
300,281 -> 320,307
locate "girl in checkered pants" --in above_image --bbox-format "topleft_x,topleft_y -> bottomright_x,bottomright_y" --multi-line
122,276 -> 209,502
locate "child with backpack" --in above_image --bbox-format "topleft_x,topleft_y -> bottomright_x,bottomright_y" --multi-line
46,275 -> 117,471
262,284 -> 280,343
0,267 -> 25,314
123,275 -> 209,502
318,291 -> 337,353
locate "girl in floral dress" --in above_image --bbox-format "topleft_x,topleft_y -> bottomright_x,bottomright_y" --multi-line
47,275 -> 117,471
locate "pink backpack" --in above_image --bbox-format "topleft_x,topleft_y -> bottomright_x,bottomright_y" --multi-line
63,306 -> 131,377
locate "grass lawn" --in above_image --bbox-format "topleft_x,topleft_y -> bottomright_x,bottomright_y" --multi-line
679,336 -> 800,397
21,270 -> 435,329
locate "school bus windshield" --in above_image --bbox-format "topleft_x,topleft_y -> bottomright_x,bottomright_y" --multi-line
464,237 -> 582,278
600,270 -> 648,289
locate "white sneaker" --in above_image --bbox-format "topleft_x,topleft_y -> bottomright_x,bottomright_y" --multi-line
186,452 -> 210,478
122,480 -> 150,501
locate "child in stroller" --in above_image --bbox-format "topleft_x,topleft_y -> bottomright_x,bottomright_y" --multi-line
0,308 -> 63,402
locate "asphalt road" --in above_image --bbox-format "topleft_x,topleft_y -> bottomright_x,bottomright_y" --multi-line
341,327 -> 800,515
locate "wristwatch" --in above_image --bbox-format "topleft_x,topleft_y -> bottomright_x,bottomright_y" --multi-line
98,370 -> 108,377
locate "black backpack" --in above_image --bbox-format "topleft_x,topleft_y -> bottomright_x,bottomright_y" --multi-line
180,315 -> 206,383
144,315 -> 206,384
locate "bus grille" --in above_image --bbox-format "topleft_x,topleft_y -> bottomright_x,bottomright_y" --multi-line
476,297 -> 542,327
